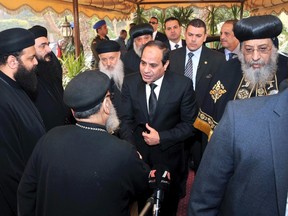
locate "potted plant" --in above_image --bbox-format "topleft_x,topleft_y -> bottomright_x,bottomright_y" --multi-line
60,52 -> 87,87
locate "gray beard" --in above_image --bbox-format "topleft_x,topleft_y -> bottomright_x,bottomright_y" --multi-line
133,42 -> 143,57
99,59 -> 124,91
105,103 -> 120,134
238,46 -> 278,88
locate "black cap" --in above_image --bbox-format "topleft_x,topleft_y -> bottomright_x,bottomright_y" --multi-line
64,70 -> 111,112
96,40 -> 120,54
0,28 -> 35,55
234,15 -> 282,46
29,25 -> 48,39
129,23 -> 153,41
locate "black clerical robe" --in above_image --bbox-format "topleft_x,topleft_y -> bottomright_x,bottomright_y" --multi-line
0,71 -> 45,216
31,53 -> 74,131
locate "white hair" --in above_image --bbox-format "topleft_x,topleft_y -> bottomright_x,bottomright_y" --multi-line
238,45 -> 278,88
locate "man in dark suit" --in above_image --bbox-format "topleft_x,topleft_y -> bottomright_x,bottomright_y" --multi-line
119,40 -> 198,215
149,16 -> 167,42
164,17 -> 186,50
169,18 -> 225,171
189,88 -> 288,216
218,19 -> 240,61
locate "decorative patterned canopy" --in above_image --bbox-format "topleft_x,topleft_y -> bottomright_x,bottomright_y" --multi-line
0,0 -> 287,20
138,0 -> 288,15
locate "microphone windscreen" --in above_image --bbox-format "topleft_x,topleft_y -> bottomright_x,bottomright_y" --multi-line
148,164 -> 170,190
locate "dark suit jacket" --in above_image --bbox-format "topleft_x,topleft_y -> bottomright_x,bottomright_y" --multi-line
169,45 -> 225,107
119,71 -> 198,196
189,89 -> 288,216
169,45 -> 225,170
217,47 -> 225,53
164,39 -> 186,50
155,31 -> 167,42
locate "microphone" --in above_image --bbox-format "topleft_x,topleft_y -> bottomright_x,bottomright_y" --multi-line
279,79 -> 288,92
148,164 -> 171,216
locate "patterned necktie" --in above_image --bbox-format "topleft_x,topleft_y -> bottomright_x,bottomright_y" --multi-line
149,83 -> 157,122
175,44 -> 179,49
184,52 -> 194,80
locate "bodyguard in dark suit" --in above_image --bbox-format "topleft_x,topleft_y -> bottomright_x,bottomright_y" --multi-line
164,17 -> 186,50
189,88 -> 288,216
119,41 -> 198,215
169,19 -> 225,171
218,19 -> 240,61
149,16 -> 168,42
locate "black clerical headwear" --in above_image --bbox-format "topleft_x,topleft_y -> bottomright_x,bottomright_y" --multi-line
234,15 -> 282,48
64,70 -> 111,112
0,28 -> 35,55
129,23 -> 153,41
96,40 -> 120,54
29,25 -> 48,39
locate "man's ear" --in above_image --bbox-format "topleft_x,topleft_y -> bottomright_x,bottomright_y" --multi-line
102,97 -> 110,115
164,60 -> 170,71
7,55 -> 18,69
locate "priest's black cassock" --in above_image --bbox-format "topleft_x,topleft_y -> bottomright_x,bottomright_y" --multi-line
0,71 -> 46,215
30,53 -> 74,131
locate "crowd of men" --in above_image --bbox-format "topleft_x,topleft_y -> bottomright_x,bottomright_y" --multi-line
0,14 -> 287,216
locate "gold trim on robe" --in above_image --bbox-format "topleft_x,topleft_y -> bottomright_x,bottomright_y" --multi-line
234,75 -> 279,100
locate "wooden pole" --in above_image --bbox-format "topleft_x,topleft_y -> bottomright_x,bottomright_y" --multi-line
73,0 -> 81,57
240,1 -> 244,19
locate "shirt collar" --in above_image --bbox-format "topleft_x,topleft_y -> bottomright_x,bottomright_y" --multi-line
186,46 -> 202,58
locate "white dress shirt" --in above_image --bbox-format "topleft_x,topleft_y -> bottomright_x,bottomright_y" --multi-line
169,40 -> 182,50
145,75 -> 164,112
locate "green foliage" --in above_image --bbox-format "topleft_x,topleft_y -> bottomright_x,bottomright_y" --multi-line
133,5 -> 148,24
0,19 -> 30,31
60,52 -> 87,86
206,6 -> 219,36
157,11 -> 166,32
170,7 -> 194,27
231,5 -> 241,20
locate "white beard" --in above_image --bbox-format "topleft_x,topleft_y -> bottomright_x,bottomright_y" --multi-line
99,59 -> 124,91
238,46 -> 278,88
133,42 -> 143,57
105,103 -> 120,134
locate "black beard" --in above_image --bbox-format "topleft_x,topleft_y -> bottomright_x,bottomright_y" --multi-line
38,51 -> 53,62
14,63 -> 38,96
36,52 -> 62,82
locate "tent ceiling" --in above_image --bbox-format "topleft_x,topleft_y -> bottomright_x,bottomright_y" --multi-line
0,0 -> 134,20
0,0 -> 288,20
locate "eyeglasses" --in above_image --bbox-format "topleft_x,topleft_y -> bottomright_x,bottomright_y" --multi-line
149,21 -> 157,25
243,46 -> 272,55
